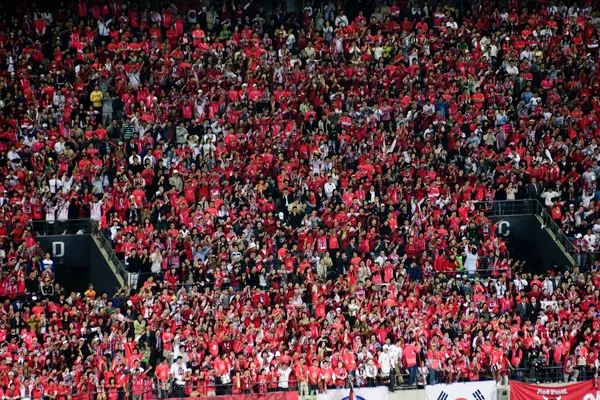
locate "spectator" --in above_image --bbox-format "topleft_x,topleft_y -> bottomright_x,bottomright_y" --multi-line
1,0 -> 600,397
170,356 -> 188,397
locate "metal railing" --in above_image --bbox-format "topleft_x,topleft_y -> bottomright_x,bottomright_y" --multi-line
30,387 -> 299,399
27,219 -> 97,235
472,199 -> 541,216
27,218 -> 128,281
537,205 -> 578,261
91,221 -> 129,280
16,364 -> 586,400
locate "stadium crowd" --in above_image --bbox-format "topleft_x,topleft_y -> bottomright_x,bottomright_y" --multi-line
1,0 -> 600,397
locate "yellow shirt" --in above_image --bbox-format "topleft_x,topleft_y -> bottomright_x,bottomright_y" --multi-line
90,90 -> 103,107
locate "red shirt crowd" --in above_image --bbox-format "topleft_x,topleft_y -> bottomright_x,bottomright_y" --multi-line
0,0 -> 599,396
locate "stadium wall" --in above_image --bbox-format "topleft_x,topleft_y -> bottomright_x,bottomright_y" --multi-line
37,234 -> 122,295
489,215 -> 573,273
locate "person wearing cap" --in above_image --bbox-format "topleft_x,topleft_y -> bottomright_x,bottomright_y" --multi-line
574,233 -> 588,268
169,169 -> 183,192
379,344 -> 395,391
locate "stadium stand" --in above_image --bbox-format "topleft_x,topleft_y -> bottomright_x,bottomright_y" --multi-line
0,0 -> 599,398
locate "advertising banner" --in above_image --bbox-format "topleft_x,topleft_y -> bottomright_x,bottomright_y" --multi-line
425,381 -> 497,400
510,380 -> 600,400
167,392 -> 298,400
317,386 -> 389,400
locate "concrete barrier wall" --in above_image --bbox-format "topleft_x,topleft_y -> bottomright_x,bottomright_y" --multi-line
390,389 -> 425,400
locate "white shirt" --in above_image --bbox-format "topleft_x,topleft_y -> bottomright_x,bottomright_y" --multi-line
278,367 -> 292,388
542,279 -> 554,295
541,190 -> 559,206
45,204 -> 57,222
54,141 -> 66,154
324,182 -> 336,198
286,33 -> 296,47
61,176 -> 74,192
143,154 -> 155,166
334,15 -> 349,27
506,65 -> 519,75
495,281 -> 507,298
53,94 -> 66,109
365,364 -> 378,378
373,46 -> 384,60
584,234 -> 597,251
42,259 -> 54,271
389,344 -> 402,365
110,225 -> 120,240
464,248 -> 478,273
375,255 -> 387,266
49,178 -> 62,194
128,154 -> 142,165
378,351 -> 394,374
98,19 -> 112,36
7,150 -> 20,166
56,201 -> 70,221
513,278 -> 528,292
170,362 -> 189,385
90,201 -> 103,221
520,50 -> 532,60
582,170 -> 597,182
150,252 -> 162,273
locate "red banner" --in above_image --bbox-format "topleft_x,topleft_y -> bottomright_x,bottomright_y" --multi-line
167,392 -> 298,400
511,380 -> 600,400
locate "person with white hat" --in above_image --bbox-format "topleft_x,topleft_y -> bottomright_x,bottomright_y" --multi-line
573,233 -> 588,268
379,344 -> 394,390
169,169 -> 183,191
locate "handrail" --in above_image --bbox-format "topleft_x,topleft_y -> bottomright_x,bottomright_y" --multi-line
92,221 -> 129,280
537,204 -> 577,259
472,199 -> 540,216
5,364 -> 585,398
128,266 -> 514,286
27,218 -> 96,236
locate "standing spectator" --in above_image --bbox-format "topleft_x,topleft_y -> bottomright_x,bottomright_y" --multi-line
170,356 -> 188,398
403,340 -> 419,386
